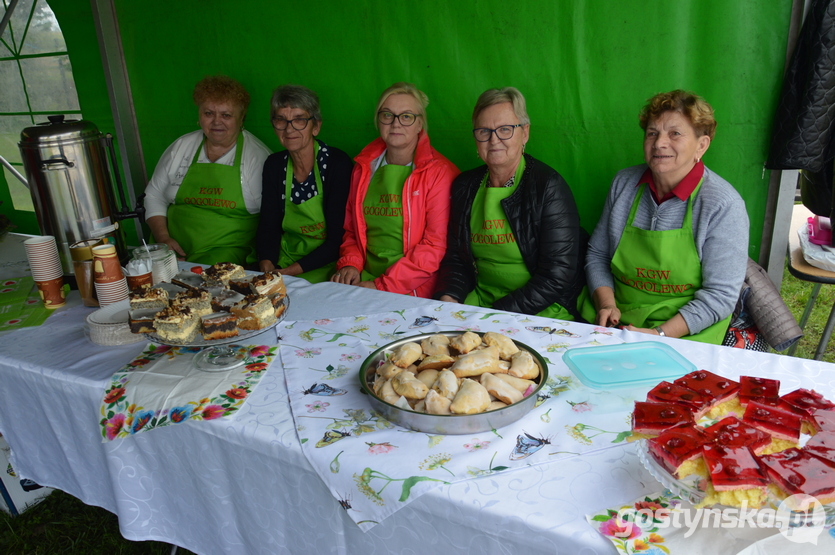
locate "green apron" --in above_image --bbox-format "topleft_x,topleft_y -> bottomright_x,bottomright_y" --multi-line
463,159 -> 573,320
361,163 -> 410,281
278,143 -> 333,283
579,182 -> 730,344
168,133 -> 258,266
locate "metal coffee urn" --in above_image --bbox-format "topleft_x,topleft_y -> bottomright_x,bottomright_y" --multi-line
18,116 -> 140,279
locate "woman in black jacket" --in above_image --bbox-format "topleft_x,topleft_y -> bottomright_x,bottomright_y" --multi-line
435,87 -> 585,319
256,84 -> 353,282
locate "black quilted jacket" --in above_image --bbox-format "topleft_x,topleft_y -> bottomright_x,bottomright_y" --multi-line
767,0 -> 835,173
434,154 -> 587,318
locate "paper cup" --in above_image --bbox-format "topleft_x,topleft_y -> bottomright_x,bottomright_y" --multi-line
126,271 -> 153,291
35,276 -> 66,309
24,236 -> 63,281
95,278 -> 129,306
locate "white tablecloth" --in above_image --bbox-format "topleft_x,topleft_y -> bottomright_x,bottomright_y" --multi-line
1,276 -> 834,554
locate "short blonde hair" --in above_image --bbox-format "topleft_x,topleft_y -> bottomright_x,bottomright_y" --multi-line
639,90 -> 716,139
375,82 -> 429,131
193,75 -> 250,115
472,87 -> 530,127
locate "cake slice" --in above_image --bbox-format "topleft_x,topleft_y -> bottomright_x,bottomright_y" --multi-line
779,389 -> 835,435
703,416 -> 771,455
743,401 -> 802,443
128,308 -> 160,334
811,409 -> 835,434
648,423 -> 708,478
631,401 -> 693,439
202,262 -> 246,287
700,444 -> 768,507
674,370 -> 740,418
252,271 -> 286,298
759,448 -> 835,508
128,286 -> 168,311
154,306 -> 198,343
227,277 -> 255,296
231,294 -> 276,330
171,288 -> 212,317
268,292 -> 287,319
201,312 -> 238,340
738,376 -> 780,407
210,289 -> 245,313
804,431 -> 835,466
647,381 -> 710,419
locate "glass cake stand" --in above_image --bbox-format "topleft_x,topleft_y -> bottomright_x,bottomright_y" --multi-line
145,295 -> 288,371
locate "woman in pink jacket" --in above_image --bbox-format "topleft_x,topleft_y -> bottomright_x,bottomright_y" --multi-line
331,82 -> 459,297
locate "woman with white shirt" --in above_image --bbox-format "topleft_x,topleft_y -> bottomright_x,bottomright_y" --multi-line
143,75 -> 270,266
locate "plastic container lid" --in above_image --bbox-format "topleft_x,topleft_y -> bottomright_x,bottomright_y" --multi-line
562,341 -> 696,389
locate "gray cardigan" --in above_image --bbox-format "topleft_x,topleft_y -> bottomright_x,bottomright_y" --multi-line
585,164 -> 749,334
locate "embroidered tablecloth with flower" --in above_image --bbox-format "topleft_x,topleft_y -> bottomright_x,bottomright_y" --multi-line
100,343 -> 277,441
281,303 -> 644,531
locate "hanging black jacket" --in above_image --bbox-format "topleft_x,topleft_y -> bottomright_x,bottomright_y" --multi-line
435,154 -> 586,318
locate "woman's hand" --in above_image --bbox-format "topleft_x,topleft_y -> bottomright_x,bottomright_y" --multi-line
278,262 -> 303,277
358,280 -> 377,290
260,260 -> 276,273
623,324 -> 658,336
595,305 -> 621,327
146,215 -> 187,260
160,237 -> 186,260
331,266 -> 361,285
439,295 -> 458,303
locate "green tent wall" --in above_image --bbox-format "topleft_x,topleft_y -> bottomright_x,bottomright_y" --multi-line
49,0 -> 793,258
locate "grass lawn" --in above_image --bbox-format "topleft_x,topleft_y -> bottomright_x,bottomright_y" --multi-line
1,265 -> 833,553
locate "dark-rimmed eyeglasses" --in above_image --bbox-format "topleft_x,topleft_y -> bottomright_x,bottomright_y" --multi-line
377,111 -> 419,126
473,124 -> 523,142
271,116 -> 314,131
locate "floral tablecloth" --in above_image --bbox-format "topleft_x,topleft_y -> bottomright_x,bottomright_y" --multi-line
281,302 -> 645,530
100,343 -> 278,441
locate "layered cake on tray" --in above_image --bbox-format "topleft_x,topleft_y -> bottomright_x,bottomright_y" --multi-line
126,262 -> 287,343
632,369 -> 835,509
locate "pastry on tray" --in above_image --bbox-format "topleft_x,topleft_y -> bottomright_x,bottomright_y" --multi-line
201,312 -> 238,341
231,294 -> 276,330
202,262 -> 246,287
128,308 -> 159,334
154,306 -> 198,343
128,286 -> 168,311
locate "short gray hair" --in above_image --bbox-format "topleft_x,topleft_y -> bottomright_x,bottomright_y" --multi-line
472,87 -> 530,126
270,84 -> 322,122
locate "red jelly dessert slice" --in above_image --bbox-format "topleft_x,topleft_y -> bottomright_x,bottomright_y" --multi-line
743,401 -> 802,442
647,381 -> 710,419
738,376 -> 780,406
674,370 -> 739,407
805,431 -> 835,466
779,388 -> 835,417
812,409 -> 835,433
632,401 -> 693,436
703,416 -> 771,454
648,424 -> 707,476
758,448 -> 835,506
702,444 -> 767,491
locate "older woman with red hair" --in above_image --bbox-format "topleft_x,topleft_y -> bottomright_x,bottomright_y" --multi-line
580,90 -> 749,344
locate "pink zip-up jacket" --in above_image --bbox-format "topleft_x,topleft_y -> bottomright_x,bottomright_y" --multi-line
336,131 -> 459,297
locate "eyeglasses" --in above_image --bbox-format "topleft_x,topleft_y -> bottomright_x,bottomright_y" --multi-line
271,116 -> 314,131
473,124 -> 524,142
377,111 -> 419,126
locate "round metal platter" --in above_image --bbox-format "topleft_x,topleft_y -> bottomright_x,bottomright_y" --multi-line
359,330 -> 549,435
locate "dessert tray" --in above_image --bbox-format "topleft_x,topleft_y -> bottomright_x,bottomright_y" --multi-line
359,331 -> 549,434
145,295 -> 288,371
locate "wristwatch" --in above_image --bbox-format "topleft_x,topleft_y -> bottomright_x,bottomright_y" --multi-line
655,327 -> 666,337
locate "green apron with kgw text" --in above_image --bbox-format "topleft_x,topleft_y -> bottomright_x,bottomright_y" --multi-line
464,158 -> 573,320
361,163 -> 410,281
278,143 -> 333,283
167,133 -> 258,266
581,182 -> 730,344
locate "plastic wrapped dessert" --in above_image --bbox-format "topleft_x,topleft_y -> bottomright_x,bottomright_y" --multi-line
632,370 -> 835,509
359,331 -> 549,434
129,262 -> 288,346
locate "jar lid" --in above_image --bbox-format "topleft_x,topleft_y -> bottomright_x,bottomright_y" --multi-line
132,244 -> 170,258
69,239 -> 103,261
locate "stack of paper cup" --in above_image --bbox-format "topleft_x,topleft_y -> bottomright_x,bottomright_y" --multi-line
93,244 -> 129,306
24,236 -> 66,309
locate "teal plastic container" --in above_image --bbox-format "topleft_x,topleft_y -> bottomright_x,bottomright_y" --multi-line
562,342 -> 696,390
